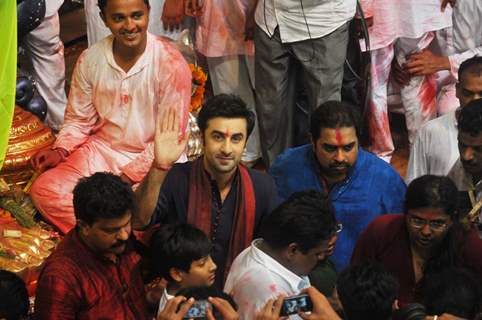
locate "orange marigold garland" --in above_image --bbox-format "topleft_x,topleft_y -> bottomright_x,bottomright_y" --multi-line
189,63 -> 208,113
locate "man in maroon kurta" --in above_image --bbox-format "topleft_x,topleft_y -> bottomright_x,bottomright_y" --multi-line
34,172 -> 148,319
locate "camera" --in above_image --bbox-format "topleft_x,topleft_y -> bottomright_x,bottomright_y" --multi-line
280,294 -> 313,316
182,300 -> 212,319
392,303 -> 427,320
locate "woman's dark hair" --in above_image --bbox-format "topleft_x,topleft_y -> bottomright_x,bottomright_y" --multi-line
260,190 -> 336,253
0,270 -> 29,320
406,176 -> 471,297
197,94 -> 255,137
73,172 -> 136,225
310,100 -> 362,141
422,268 -> 481,320
404,175 -> 458,219
150,223 -> 212,282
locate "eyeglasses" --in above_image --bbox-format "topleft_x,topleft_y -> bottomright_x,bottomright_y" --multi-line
408,216 -> 448,232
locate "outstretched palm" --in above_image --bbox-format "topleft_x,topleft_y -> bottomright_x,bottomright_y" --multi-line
153,107 -> 188,168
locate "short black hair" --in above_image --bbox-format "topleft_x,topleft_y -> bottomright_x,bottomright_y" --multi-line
422,268 -> 481,320
98,0 -> 150,13
404,175 -> 458,219
337,263 -> 399,320
150,223 -> 212,282
197,94 -> 255,137
310,100 -> 362,141
458,56 -> 482,82
260,190 -> 337,253
457,98 -> 482,137
0,270 -> 29,320
72,172 -> 136,225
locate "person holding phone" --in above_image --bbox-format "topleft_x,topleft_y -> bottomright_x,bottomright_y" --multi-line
224,190 -> 340,320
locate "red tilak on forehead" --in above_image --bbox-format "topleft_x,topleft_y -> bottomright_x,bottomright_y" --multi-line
223,129 -> 231,138
335,128 -> 343,145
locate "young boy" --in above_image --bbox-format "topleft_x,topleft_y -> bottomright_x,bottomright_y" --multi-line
150,223 -> 217,315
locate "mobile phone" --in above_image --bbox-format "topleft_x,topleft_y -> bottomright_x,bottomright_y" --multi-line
280,294 -> 313,316
182,300 -> 211,319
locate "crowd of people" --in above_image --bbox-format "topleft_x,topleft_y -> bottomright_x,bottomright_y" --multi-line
3,0 -> 482,319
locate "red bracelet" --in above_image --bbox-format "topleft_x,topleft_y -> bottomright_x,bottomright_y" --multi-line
152,162 -> 172,171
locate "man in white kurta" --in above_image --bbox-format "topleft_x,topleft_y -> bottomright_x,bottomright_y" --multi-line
254,0 -> 356,166
30,32 -> 191,234
224,239 -> 311,320
359,0 -> 452,161
406,56 -> 482,184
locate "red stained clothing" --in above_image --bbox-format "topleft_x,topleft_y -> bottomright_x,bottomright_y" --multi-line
34,230 -> 148,320
351,214 -> 482,306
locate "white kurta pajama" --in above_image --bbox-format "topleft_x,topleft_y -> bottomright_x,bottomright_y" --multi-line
30,33 -> 192,234
196,0 -> 261,162
360,0 -> 452,161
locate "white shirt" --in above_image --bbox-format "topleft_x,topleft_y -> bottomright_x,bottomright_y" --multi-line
359,0 -> 452,51
224,239 -> 311,320
448,0 -> 482,77
406,111 -> 459,184
254,0 -> 356,43
54,33 -> 191,182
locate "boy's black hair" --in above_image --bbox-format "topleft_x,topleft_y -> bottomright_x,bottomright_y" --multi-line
260,190 -> 337,253
458,56 -> 482,82
337,263 -> 399,320
73,172 -> 136,225
197,94 -> 255,137
150,223 -> 212,282
457,98 -> 482,137
0,270 -> 29,320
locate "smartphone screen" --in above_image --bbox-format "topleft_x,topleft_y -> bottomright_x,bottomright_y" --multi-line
280,294 -> 313,316
183,300 -> 211,319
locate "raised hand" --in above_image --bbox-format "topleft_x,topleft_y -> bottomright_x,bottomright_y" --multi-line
299,287 -> 341,320
153,107 -> 188,170
404,49 -> 450,76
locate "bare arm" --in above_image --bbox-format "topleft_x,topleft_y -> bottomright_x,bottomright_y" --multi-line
132,107 -> 188,230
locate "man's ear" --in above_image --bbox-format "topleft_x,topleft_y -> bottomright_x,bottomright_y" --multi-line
286,243 -> 299,259
169,267 -> 184,283
392,299 -> 399,311
77,220 -> 91,237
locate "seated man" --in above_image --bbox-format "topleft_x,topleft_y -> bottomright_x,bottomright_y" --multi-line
29,0 -> 192,234
352,175 -> 482,306
406,56 -> 482,184
224,190 -> 340,320
336,263 -> 399,320
34,172 -> 148,319
150,223 -> 217,315
447,98 -> 482,225
269,100 -> 406,270
133,94 -> 279,288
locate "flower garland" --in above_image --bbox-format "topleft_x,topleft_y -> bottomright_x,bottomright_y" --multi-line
189,63 -> 208,113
